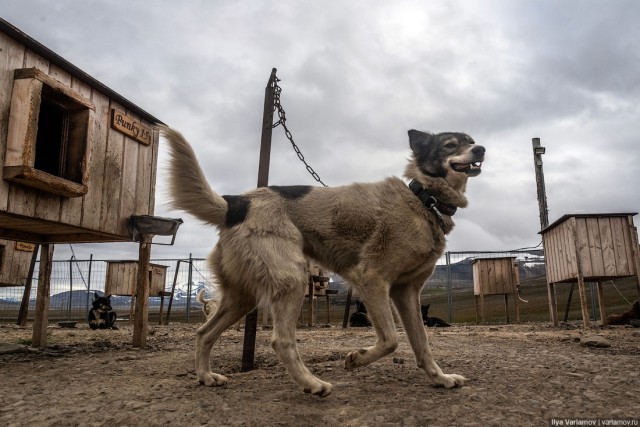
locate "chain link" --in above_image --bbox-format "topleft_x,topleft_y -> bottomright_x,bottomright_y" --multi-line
271,76 -> 328,187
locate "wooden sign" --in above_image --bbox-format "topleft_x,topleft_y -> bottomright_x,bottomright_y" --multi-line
110,109 -> 152,145
15,241 -> 35,252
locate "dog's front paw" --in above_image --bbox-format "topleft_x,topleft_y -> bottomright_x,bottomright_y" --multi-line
198,371 -> 228,387
303,379 -> 333,398
434,373 -> 467,388
344,348 -> 366,370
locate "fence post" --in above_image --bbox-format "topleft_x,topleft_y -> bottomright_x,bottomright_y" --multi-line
68,257 -> 73,320
186,253 -> 193,323
86,255 -> 93,316
446,252 -> 453,323
589,282 -> 597,320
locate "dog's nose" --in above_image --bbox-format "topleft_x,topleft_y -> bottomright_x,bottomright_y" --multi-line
472,146 -> 485,156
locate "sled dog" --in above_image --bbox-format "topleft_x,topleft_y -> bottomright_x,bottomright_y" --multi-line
163,127 -> 484,396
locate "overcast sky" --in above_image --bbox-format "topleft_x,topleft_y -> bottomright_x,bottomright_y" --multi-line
3,0 -> 639,262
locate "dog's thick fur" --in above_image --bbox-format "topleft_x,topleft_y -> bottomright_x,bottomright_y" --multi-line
163,127 -> 484,397
87,293 -> 117,330
606,300 -> 640,325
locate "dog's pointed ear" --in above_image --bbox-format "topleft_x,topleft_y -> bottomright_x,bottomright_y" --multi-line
93,292 -> 99,301
408,129 -> 433,155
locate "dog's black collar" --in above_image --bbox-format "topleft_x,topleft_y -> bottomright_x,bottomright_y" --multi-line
408,180 -> 458,222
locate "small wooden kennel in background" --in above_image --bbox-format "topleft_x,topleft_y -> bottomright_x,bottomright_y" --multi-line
472,257 -> 521,323
540,213 -> 640,327
0,240 -> 35,287
303,263 -> 333,327
105,261 -> 169,321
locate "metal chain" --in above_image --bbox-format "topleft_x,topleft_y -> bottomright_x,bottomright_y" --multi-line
271,77 -> 328,187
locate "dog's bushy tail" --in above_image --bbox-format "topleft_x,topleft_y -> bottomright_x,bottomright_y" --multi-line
161,127 -> 228,226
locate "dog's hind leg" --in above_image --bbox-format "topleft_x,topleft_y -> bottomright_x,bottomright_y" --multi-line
390,283 -> 466,388
269,279 -> 333,397
344,278 -> 399,370
196,289 -> 256,387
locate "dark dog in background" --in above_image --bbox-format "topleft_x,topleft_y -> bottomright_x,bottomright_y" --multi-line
606,300 -> 640,325
349,301 -> 372,327
88,293 -> 118,330
421,304 -> 450,327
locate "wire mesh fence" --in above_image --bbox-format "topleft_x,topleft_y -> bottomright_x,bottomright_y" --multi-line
0,250 -> 638,326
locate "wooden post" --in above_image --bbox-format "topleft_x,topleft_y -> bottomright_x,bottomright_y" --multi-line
308,275 -> 314,327
513,260 -> 520,323
342,289 -> 352,328
596,282 -> 607,325
17,244 -> 39,326
563,282 -> 574,322
548,282 -> 558,325
133,235 -> 152,347
242,68 -> 278,372
32,244 -> 54,348
504,294 -> 510,324
628,221 -> 640,302
165,259 -> 183,325
571,217 -> 591,328
326,293 -> 331,325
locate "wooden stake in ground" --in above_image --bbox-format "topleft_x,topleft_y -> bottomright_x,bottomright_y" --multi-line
242,68 -> 278,372
32,244 -> 54,348
133,235 -> 152,347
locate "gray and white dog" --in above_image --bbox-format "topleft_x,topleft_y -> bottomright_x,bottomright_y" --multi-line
163,127 -> 484,397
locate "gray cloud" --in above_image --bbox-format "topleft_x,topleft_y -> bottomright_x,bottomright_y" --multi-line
2,0 -> 638,261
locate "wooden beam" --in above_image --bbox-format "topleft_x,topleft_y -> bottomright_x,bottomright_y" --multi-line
132,235 -> 151,347
32,244 -> 54,348
17,244 -> 39,326
242,68 -> 277,372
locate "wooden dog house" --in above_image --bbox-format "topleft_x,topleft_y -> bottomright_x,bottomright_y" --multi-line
105,261 -> 170,322
472,257 -> 521,323
0,18 -> 170,347
0,239 -> 35,286
540,213 -> 640,327
105,261 -> 168,297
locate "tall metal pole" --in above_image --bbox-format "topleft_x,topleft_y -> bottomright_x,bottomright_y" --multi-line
532,138 -> 549,230
242,68 -> 278,372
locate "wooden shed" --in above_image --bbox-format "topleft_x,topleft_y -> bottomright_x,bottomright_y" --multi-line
540,213 -> 640,327
0,239 -> 35,286
0,18 -> 171,347
0,18 -> 162,244
105,261 -> 168,297
472,257 -> 520,323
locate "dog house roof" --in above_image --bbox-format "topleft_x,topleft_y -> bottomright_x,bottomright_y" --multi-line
0,17 -> 164,125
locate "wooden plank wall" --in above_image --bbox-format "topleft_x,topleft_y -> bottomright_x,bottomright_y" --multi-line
0,239 -> 33,286
0,32 -> 158,240
473,258 -> 516,296
575,216 -> 636,279
105,262 -> 166,296
544,215 -> 637,283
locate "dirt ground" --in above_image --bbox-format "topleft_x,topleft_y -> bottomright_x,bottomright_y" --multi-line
1,321 -> 639,427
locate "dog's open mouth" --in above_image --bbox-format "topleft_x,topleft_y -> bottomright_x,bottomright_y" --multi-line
451,161 -> 482,175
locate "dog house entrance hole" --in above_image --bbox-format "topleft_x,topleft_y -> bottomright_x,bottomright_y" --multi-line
34,88 -> 86,184
4,68 -> 93,197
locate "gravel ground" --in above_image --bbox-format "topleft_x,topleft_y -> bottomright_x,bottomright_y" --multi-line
1,321 -> 639,426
